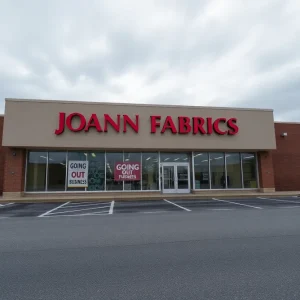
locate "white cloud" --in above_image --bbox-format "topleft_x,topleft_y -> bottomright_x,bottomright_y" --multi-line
0,0 -> 300,120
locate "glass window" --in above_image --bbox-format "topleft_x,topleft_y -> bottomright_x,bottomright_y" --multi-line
124,152 -> 141,190
193,152 -> 210,189
160,153 -> 189,163
47,152 -> 67,191
242,153 -> 257,188
87,152 -> 105,191
106,152 -> 123,191
225,153 -> 242,188
210,152 -> 225,189
26,151 -> 47,191
67,151 -> 87,191
142,153 -> 159,190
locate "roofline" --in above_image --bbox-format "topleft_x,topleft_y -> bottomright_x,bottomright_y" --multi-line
5,98 -> 274,113
275,121 -> 300,125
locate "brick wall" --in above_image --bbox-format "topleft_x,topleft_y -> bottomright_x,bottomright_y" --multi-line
0,116 -> 4,194
257,151 -> 275,192
3,147 -> 26,196
273,122 -> 300,191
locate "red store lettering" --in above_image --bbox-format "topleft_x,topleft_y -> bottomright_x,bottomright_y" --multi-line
55,113 -> 139,135
150,116 -> 238,135
71,171 -> 85,178
55,113 -> 238,135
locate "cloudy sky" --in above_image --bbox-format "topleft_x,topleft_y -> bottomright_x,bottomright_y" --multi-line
1,0 -> 300,121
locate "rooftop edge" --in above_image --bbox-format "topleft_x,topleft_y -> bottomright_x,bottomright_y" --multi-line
5,98 -> 274,112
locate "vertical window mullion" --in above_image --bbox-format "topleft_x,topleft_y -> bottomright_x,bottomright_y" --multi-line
123,151 -> 124,191
192,152 -> 195,190
45,151 -> 49,192
24,150 -> 28,192
208,153 -> 211,189
240,153 -> 244,189
104,151 -> 107,191
65,151 -> 68,191
225,153 -> 228,189
85,152 -> 87,192
255,152 -> 259,189
140,152 -> 142,191
158,151 -> 161,191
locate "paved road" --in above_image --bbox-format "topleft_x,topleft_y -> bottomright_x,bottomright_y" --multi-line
1,205 -> 300,299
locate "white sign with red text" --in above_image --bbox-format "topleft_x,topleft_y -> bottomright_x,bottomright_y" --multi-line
68,161 -> 89,187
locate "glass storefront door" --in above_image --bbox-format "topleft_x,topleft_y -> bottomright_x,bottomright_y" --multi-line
162,163 -> 190,193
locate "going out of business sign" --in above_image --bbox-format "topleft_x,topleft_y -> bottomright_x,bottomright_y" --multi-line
114,162 -> 141,181
68,161 -> 89,187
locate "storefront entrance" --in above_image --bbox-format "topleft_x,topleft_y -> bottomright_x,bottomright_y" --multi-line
161,163 -> 190,193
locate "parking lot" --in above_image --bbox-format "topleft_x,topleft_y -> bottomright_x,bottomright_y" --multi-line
1,196 -> 300,218
2,195 -> 300,300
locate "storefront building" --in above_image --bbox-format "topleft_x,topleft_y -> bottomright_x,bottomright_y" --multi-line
0,98 -> 297,199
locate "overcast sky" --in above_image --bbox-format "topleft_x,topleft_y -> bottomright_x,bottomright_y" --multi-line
1,0 -> 300,121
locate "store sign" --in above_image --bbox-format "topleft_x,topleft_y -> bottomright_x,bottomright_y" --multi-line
114,162 -> 141,181
68,161 -> 89,187
55,112 -> 239,136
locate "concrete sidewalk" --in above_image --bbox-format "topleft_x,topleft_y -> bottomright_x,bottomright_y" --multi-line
0,191 -> 299,203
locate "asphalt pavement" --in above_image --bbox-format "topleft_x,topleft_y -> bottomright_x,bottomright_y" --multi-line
2,196 -> 300,217
1,197 -> 300,299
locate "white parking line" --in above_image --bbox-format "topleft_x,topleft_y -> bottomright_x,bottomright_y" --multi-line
0,203 -> 14,208
42,212 -> 110,218
163,199 -> 191,212
141,211 -> 167,214
38,202 -> 70,217
212,198 -> 263,209
211,208 -> 235,211
258,197 -> 300,204
47,205 -> 110,215
109,201 -> 115,214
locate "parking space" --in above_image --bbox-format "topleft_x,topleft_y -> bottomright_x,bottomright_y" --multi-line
39,201 -> 114,217
114,199 -> 185,214
224,196 -> 300,209
165,198 -> 257,211
0,202 -> 60,217
1,196 -> 300,219
158,196 -> 300,212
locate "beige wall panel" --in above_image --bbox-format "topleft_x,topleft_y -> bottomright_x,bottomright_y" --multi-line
3,99 -> 276,150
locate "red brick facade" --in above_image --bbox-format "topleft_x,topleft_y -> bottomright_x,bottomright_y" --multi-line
0,117 -> 299,196
257,151 -> 275,192
3,148 -> 26,196
272,122 -> 300,191
0,116 -> 4,194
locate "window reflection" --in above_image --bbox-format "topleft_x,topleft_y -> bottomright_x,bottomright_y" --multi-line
26,151 -> 47,191
142,153 -> 159,190
87,152 -> 105,191
210,153 -> 225,189
47,152 -> 66,191
242,153 -> 257,188
160,153 -> 189,162
124,152 -> 141,190
106,152 -> 123,191
193,153 -> 209,189
25,150 -> 258,192
225,153 -> 242,188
